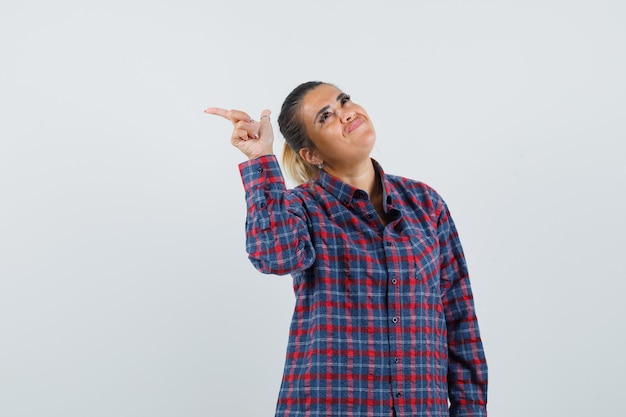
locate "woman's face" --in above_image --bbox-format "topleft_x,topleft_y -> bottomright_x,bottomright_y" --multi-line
299,84 -> 376,169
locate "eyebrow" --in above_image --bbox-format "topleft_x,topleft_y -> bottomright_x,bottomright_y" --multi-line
313,92 -> 348,124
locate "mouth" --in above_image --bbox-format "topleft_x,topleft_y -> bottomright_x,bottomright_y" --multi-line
346,117 -> 364,133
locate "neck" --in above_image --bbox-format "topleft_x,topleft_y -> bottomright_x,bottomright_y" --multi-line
325,158 -> 380,198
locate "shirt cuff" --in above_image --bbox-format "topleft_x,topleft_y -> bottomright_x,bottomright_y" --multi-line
239,155 -> 285,192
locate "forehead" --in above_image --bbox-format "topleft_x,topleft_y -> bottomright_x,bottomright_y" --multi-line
300,84 -> 342,119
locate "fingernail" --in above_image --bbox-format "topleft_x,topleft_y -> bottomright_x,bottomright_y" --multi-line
254,133 -> 259,139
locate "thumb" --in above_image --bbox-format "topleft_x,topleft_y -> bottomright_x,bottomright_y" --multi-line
260,109 -> 272,124
258,109 -> 273,136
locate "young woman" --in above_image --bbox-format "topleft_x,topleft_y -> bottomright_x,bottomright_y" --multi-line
205,81 -> 488,417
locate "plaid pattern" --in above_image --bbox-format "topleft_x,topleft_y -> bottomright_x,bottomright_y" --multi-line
239,155 -> 487,417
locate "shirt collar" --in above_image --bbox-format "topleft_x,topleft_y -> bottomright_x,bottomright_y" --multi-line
316,158 -> 394,209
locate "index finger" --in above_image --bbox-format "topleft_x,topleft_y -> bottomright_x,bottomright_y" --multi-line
204,107 -> 251,123
204,107 -> 230,119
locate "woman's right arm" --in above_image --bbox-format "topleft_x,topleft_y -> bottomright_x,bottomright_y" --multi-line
205,106 -> 315,275
239,155 -> 315,275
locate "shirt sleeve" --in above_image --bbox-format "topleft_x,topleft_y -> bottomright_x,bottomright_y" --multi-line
436,198 -> 488,417
238,155 -> 316,275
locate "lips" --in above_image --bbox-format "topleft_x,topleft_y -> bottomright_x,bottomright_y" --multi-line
347,117 -> 364,133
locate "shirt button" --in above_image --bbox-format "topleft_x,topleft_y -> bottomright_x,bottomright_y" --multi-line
367,213 -> 373,219
257,167 -> 263,173
391,279 -> 397,285
395,392 -> 402,398
394,357 -> 400,363
386,242 -> 392,247
392,317 -> 398,323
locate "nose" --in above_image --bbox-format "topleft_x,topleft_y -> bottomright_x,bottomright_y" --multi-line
340,110 -> 356,123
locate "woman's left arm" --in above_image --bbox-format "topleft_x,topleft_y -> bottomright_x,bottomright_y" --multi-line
437,199 -> 488,417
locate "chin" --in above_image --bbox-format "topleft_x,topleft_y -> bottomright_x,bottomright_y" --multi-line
364,132 -> 377,147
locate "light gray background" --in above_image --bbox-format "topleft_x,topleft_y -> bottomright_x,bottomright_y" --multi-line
1,1 -> 624,416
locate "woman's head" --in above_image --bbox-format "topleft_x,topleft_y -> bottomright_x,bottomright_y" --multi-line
278,81 -> 376,184
278,81 -> 327,184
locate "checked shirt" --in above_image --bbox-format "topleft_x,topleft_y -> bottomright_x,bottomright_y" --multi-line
239,155 -> 488,417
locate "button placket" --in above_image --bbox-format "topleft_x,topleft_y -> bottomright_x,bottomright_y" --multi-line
384,234 -> 403,404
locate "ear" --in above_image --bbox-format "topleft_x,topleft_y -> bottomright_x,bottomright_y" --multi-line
298,147 -> 322,166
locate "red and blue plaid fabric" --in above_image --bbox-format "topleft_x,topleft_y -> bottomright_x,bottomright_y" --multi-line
239,155 -> 487,417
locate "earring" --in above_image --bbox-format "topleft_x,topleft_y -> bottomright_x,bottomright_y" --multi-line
317,161 -> 324,170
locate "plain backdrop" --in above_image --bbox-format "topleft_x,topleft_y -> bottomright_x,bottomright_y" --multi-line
1,1 -> 624,416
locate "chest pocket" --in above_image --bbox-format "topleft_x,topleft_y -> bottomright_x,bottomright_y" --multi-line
408,233 -> 441,293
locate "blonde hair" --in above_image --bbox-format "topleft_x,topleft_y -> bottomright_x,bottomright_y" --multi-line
278,81 -> 330,185
282,142 -> 319,185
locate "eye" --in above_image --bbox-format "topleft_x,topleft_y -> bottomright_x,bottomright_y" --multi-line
340,94 -> 351,105
319,111 -> 333,124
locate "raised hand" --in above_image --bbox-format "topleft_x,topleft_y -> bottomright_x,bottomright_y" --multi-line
204,107 -> 274,160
